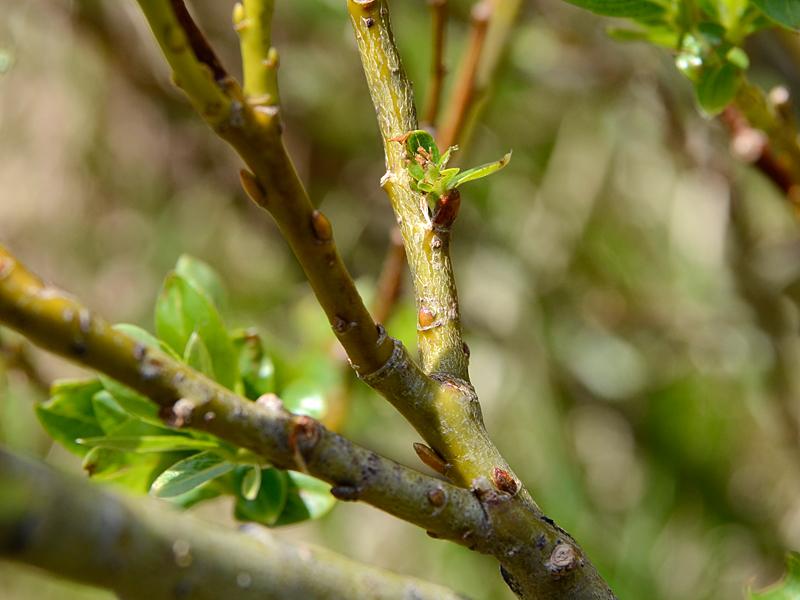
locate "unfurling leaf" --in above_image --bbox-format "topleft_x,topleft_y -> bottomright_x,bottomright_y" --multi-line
155,272 -> 238,388
449,152 -> 512,189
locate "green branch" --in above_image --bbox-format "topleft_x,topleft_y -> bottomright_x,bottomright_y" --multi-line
0,449 -> 468,600
345,2 -> 616,598
136,0 -> 393,376
233,0 -> 280,105
347,0 -> 468,381
0,245 -> 486,544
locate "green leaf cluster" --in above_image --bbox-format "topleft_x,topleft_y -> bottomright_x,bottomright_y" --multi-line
397,130 -> 511,203
36,255 -> 336,526
564,0 -> 798,115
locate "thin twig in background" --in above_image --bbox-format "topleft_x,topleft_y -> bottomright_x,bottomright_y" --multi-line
423,0 -> 449,128
436,1 -> 492,150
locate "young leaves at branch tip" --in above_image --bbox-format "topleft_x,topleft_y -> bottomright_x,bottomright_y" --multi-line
392,130 -> 510,226
563,0 -> 798,115
35,255 -> 335,526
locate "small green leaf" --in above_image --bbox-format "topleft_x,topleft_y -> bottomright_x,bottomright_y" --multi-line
35,379 -> 104,456
752,0 -> 800,29
77,435 -> 221,453
449,152 -> 512,189
241,465 -> 262,501
726,46 -> 750,69
695,62 -> 741,115
113,323 -> 166,354
183,332 -> 215,379
232,330 -> 276,400
91,391 -> 173,437
82,447 -> 181,493
562,0 -> 665,20
404,130 -> 440,164
98,374 -> 160,424
175,254 -> 227,311
155,273 -> 238,389
407,161 -> 425,182
438,145 -> 457,168
274,472 -> 336,526
234,467 -> 289,526
167,479 -> 227,509
606,26 -> 679,47
749,552 -> 800,599
150,451 -> 235,498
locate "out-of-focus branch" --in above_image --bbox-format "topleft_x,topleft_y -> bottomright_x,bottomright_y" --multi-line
724,82 -> 800,210
437,0 -> 523,150
423,0 -> 449,128
0,245 -> 487,544
0,330 -> 49,395
136,0 -> 394,376
372,228 -> 407,325
437,1 -> 491,149
0,449 -> 469,600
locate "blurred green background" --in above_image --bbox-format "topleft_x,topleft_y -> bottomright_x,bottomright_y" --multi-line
3,1 -> 800,598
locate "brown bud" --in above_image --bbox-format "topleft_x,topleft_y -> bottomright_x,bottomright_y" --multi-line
330,484 -> 361,501
427,487 -> 446,507
417,306 -> 437,330
239,170 -> 267,206
413,442 -> 448,475
431,189 -> 461,229
491,467 -> 518,496
310,210 -> 333,242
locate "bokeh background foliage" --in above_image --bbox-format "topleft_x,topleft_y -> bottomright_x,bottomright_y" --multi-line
3,0 -> 800,598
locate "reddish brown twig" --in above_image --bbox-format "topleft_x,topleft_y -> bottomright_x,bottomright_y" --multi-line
436,1 -> 492,149
423,0 -> 449,128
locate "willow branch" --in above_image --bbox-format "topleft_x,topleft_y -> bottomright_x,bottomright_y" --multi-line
345,2 -> 615,598
0,449 -> 468,600
347,0 -> 468,380
423,0 -> 449,127
136,0 -> 393,376
0,246 -> 487,544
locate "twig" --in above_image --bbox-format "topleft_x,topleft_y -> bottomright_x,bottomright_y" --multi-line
727,81 -> 800,211
346,2 -> 615,598
0,448 -> 469,600
325,230 -> 405,432
136,0 -> 394,375
372,228 -> 407,325
0,330 -> 49,395
0,245 -> 486,542
233,0 -> 280,106
346,0 -> 468,380
423,0 -> 449,128
436,1 -> 491,150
